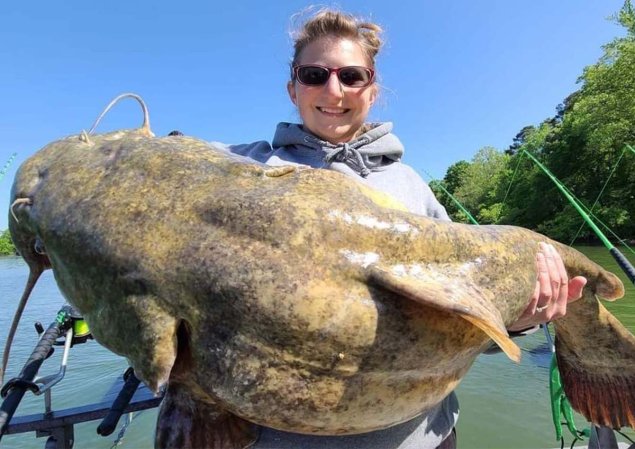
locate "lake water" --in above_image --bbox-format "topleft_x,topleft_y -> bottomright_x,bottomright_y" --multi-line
0,246 -> 633,449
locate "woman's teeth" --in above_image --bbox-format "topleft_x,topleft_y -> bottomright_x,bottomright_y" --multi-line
318,107 -> 348,114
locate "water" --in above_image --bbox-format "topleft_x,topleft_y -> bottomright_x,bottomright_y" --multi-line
0,247 -> 633,449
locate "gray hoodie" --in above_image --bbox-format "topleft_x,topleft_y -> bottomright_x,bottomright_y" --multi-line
219,122 -> 450,220
212,122 -> 457,449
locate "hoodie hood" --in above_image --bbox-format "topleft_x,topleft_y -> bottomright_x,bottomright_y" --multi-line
272,122 -> 404,177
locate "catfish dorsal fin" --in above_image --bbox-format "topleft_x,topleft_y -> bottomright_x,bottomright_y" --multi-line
367,264 -> 521,362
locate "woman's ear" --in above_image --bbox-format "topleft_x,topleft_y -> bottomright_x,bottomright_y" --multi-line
287,81 -> 297,105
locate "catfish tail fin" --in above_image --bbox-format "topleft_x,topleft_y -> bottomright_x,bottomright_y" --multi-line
554,291 -> 635,429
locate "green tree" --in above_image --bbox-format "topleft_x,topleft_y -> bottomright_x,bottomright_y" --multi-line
543,0 -> 635,241
0,229 -> 16,256
498,121 -> 565,230
430,160 -> 473,222
453,147 -> 510,224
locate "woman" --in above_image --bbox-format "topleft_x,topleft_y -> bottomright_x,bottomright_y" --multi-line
218,9 -> 586,449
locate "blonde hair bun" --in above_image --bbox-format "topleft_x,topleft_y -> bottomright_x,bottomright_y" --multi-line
290,8 -> 383,68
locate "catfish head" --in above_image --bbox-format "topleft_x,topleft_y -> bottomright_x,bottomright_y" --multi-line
4,130 -> 180,393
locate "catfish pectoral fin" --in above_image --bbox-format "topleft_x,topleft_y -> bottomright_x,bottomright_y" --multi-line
555,292 -> 635,429
367,265 -> 521,362
85,294 -> 179,393
156,381 -> 259,449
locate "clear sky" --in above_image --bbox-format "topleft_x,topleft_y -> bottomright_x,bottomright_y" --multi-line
0,1 -> 626,230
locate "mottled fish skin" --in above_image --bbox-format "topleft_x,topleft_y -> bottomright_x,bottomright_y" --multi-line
8,130 -> 631,441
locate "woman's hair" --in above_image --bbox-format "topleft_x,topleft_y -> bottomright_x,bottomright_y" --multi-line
290,8 -> 383,69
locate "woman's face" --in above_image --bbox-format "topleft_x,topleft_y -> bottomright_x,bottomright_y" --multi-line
287,37 -> 377,144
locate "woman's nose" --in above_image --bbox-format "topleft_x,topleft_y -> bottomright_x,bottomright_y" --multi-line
322,72 -> 344,98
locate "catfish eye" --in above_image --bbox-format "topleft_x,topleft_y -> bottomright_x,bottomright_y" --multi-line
34,238 -> 47,255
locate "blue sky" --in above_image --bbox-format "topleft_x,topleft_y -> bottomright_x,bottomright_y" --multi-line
0,1 -> 626,230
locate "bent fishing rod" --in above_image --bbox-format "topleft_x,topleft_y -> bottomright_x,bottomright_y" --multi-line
521,149 -> 635,285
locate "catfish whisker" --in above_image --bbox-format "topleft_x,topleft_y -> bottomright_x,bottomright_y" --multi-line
10,198 -> 32,223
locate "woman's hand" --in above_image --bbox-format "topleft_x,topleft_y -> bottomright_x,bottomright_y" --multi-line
508,242 -> 587,332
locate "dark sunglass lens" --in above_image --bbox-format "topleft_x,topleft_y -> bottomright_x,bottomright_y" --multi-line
338,67 -> 371,87
297,66 -> 329,85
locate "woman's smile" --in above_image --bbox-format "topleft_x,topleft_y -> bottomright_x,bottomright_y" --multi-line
317,106 -> 350,115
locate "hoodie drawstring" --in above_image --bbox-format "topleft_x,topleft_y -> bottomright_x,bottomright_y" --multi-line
322,140 -> 372,178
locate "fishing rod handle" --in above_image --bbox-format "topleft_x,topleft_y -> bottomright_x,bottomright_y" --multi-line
0,322 -> 62,439
21,323 -> 62,377
609,247 -> 635,285
96,369 -> 141,436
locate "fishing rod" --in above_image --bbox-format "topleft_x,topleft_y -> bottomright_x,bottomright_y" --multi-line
510,150 -> 634,256
521,149 -> 635,285
96,367 -> 142,437
0,153 -> 16,183
0,305 -> 85,441
569,144 -> 635,249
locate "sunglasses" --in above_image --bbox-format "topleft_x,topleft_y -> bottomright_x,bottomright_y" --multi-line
292,64 -> 375,88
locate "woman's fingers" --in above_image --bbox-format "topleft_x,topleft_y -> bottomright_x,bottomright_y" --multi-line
534,244 -> 552,312
508,243 -> 587,332
547,243 -> 568,319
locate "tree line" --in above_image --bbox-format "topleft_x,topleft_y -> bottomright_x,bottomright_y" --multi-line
431,1 -> 635,245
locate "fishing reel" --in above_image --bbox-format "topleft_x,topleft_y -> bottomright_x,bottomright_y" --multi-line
2,305 -> 93,405
21,305 -> 94,399
34,304 -> 93,348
